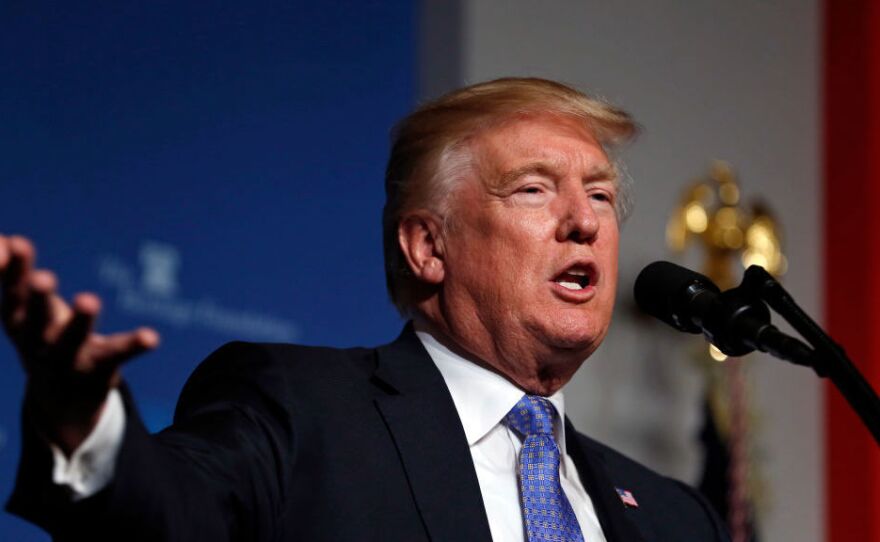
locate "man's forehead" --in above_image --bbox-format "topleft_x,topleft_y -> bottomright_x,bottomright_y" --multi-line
469,116 -> 615,185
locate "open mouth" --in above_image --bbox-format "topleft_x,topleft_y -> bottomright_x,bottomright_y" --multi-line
553,265 -> 595,291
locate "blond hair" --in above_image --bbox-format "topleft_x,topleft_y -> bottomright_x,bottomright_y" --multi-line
383,77 -> 637,315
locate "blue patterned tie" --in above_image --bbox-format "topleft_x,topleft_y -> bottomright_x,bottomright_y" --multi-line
504,395 -> 585,542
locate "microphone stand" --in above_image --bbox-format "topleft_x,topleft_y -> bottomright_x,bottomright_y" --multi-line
738,265 -> 880,445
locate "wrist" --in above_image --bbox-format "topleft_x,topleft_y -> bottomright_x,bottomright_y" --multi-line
25,379 -> 111,456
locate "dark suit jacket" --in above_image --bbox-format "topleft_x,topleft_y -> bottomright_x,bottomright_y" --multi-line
8,326 -> 730,541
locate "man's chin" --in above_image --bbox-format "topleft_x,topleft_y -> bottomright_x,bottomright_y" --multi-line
532,324 -> 604,358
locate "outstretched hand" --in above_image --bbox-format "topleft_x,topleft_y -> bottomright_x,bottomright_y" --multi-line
0,234 -> 159,454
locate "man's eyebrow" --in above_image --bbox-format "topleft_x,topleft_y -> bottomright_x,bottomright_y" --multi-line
584,163 -> 618,183
498,163 -> 556,187
496,161 -> 619,188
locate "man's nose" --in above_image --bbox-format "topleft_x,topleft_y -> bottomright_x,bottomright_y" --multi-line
555,189 -> 600,243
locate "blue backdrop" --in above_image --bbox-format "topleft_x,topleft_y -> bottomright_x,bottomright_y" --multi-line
0,2 -> 415,538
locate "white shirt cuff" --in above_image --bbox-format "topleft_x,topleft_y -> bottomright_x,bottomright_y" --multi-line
49,388 -> 126,501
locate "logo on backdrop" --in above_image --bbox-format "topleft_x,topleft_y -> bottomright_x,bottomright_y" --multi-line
139,242 -> 180,298
98,241 -> 299,342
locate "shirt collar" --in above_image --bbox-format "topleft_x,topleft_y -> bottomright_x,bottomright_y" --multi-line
415,328 -> 568,454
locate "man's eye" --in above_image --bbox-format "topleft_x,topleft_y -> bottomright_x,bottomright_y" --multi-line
520,186 -> 544,194
589,191 -> 613,203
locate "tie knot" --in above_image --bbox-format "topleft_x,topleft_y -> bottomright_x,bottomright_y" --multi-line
504,395 -> 556,437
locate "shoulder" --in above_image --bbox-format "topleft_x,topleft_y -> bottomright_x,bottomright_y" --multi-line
190,340 -> 377,382
570,430 -> 731,541
172,340 -> 381,421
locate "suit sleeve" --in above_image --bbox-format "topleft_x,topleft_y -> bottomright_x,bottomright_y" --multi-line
6,341 -> 298,542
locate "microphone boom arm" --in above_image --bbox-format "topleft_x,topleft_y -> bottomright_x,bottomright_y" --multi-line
740,265 -> 880,445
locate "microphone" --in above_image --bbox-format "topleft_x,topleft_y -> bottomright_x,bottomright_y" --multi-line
634,261 -> 813,362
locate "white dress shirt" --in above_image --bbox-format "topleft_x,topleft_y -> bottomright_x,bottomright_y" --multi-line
50,387 -> 125,501
415,330 -> 608,542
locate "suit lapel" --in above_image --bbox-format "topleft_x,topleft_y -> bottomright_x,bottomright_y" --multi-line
565,419 -> 646,542
373,326 -> 494,542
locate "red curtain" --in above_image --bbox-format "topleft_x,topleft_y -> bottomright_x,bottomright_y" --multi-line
824,0 -> 880,539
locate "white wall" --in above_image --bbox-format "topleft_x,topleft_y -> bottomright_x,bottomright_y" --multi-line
421,2 -> 823,541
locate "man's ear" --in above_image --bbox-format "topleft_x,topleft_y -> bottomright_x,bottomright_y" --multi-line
398,211 -> 446,285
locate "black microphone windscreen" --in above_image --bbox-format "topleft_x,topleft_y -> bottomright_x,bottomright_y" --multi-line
633,261 -> 719,333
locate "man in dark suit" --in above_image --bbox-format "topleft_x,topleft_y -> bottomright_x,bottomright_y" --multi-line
1,78 -> 730,541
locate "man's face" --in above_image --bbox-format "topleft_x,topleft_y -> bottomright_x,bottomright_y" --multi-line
437,114 -> 620,392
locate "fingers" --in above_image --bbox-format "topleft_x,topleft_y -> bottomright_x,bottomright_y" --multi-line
53,293 -> 101,362
21,270 -> 56,343
0,234 -> 162,378
0,235 -> 8,270
1,236 -> 35,327
78,327 -> 160,374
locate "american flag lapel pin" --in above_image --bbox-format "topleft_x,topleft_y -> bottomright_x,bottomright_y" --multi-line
616,487 -> 639,508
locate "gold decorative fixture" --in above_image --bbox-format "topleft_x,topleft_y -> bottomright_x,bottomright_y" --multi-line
667,161 -> 786,290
